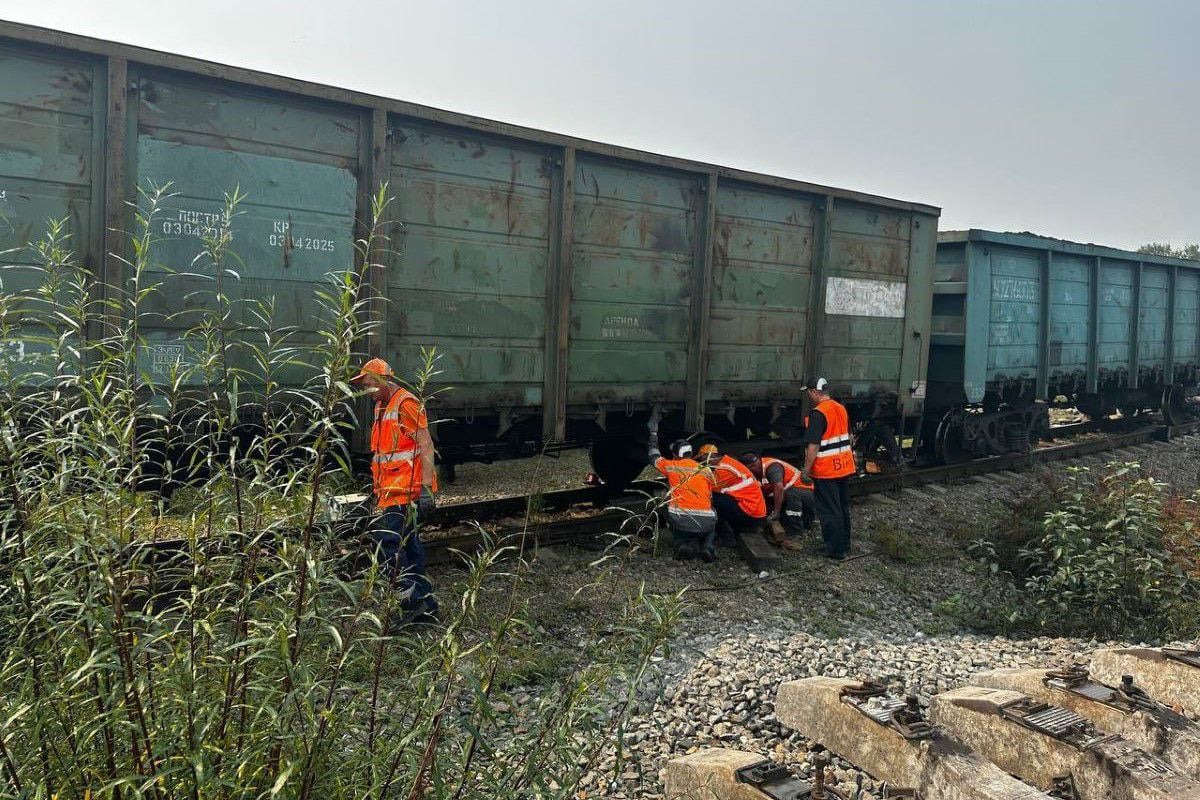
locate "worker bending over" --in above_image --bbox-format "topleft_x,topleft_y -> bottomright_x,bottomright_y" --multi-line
351,357 -> 439,626
648,419 -> 718,561
741,452 -> 813,549
800,377 -> 855,560
698,444 -> 768,540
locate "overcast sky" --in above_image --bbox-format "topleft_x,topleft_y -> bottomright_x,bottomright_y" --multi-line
4,0 -> 1197,250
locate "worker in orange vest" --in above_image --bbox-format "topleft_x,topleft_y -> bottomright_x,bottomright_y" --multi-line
800,377 -> 855,560
351,357 -> 439,624
648,419 -> 718,562
697,444 -> 768,541
740,452 -> 813,548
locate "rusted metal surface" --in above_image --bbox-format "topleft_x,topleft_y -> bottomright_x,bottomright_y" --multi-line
132,70 -> 361,383
708,182 -> 816,405
0,42 -> 102,360
684,171 -> 717,430
566,156 -> 698,406
0,23 -> 944,449
385,120 -> 553,410
0,21 -> 941,217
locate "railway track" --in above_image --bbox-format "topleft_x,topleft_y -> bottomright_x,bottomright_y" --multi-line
418,418 -> 1200,562
128,418 -> 1200,578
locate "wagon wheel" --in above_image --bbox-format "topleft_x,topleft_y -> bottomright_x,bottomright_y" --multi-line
855,423 -> 902,474
1119,403 -> 1144,420
589,436 -> 645,491
1162,383 -> 1200,427
933,408 -> 972,465
1075,393 -> 1107,422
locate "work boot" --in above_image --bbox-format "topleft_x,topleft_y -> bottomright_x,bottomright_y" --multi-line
700,546 -> 717,563
779,537 -> 802,551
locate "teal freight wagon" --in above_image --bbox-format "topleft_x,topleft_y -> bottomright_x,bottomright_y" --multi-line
0,21 -> 938,483
928,230 -> 1200,462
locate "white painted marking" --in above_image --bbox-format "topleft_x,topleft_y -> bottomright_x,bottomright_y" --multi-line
824,276 -> 906,318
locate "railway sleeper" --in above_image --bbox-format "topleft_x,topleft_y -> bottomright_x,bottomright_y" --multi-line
774,677 -> 1051,799
664,747 -> 855,800
929,686 -> 1200,800
973,666 -> 1200,778
1092,647 -> 1200,719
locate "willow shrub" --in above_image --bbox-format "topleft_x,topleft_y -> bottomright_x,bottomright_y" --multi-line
970,462 -> 1200,639
0,185 -> 681,799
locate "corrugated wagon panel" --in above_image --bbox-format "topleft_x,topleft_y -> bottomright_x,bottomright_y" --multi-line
1098,260 -> 1133,374
0,43 -> 100,370
1175,270 -> 1199,366
818,202 -> 912,395
1048,253 -> 1090,378
1138,265 -> 1168,368
131,71 -> 360,385
705,182 -> 814,398
567,156 -> 698,405
985,246 -> 1040,382
386,122 -> 552,409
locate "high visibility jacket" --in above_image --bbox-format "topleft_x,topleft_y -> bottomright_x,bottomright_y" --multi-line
761,455 -> 813,492
653,457 -> 717,516
370,387 -> 434,508
712,456 -> 767,518
811,398 -> 855,479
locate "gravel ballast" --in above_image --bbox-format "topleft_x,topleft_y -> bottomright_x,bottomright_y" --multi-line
433,435 -> 1200,798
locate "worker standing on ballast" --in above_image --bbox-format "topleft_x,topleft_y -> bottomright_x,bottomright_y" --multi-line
800,377 -> 855,560
351,357 -> 439,626
740,452 -> 813,548
697,444 -> 768,543
647,419 -> 718,562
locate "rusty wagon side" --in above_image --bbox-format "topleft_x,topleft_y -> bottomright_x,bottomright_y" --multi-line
0,21 -> 939,483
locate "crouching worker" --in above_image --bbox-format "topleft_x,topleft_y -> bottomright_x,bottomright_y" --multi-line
698,444 -> 768,541
351,357 -> 439,628
647,420 -> 718,562
741,452 -> 814,550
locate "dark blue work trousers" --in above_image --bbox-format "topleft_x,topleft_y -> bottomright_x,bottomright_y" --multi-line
371,500 -> 436,613
813,477 -> 851,558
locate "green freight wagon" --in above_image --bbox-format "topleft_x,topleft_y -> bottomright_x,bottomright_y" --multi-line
0,21 -> 939,484
929,230 -> 1200,462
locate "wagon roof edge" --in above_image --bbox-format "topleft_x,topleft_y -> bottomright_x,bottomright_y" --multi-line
939,229 -> 1200,269
0,17 -> 942,217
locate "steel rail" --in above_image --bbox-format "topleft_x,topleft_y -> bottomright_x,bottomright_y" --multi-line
123,419 -> 1200,585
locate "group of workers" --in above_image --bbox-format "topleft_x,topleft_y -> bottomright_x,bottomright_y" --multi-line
350,356 -> 856,629
648,377 -> 855,563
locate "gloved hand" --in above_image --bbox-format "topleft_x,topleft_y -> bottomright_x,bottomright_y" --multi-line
418,487 -> 436,519
800,470 -> 812,486
647,416 -> 659,433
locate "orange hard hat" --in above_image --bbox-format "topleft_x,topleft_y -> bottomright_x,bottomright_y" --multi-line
350,357 -> 393,383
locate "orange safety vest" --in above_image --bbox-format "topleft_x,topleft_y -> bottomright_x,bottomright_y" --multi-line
760,455 -> 814,492
653,457 -> 717,516
370,387 -> 433,508
811,398 -> 855,479
713,455 -> 767,518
